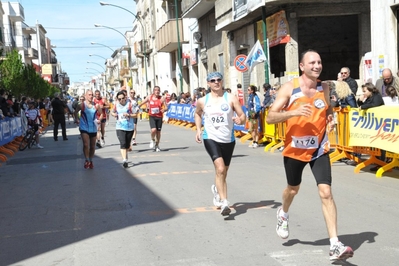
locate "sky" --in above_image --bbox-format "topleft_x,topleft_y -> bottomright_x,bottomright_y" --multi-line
19,0 -> 136,84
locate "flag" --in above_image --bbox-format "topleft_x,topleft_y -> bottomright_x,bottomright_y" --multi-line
244,40 -> 266,73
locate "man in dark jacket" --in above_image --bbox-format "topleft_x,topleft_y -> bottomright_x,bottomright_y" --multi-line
339,67 -> 358,95
51,92 -> 68,141
0,89 -> 10,117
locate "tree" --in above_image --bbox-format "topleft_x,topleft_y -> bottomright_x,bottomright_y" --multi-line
0,50 -> 25,95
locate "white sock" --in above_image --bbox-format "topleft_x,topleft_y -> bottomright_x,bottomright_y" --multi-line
279,208 -> 289,219
330,237 -> 339,248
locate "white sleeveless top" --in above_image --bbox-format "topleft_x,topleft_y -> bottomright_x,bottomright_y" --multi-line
202,92 -> 235,143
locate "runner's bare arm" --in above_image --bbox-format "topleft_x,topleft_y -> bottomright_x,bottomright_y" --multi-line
194,98 -> 205,143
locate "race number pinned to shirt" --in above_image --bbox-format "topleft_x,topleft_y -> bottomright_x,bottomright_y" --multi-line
209,112 -> 228,127
150,107 -> 160,114
118,113 -> 127,121
291,135 -> 319,149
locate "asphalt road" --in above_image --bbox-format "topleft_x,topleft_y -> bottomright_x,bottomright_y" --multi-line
0,117 -> 398,266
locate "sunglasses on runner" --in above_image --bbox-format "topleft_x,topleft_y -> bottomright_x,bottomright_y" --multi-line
209,78 -> 222,83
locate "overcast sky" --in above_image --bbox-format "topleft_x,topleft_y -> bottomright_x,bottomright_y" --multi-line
19,0 -> 136,84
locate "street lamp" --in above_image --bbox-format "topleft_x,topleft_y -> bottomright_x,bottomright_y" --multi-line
99,1 -> 148,93
87,61 -> 106,71
86,67 -> 103,75
89,54 -> 108,60
90,42 -> 115,53
95,23 -> 133,90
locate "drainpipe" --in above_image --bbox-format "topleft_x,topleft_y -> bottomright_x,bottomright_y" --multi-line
175,0 -> 183,93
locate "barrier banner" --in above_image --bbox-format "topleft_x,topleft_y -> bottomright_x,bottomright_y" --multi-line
167,104 -> 195,123
349,106 -> 399,153
0,117 -> 22,146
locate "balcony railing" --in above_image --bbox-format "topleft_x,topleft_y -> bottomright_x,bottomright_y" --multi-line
155,19 -> 184,53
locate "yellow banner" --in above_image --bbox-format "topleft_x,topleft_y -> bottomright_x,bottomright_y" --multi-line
257,10 -> 290,48
349,106 -> 399,153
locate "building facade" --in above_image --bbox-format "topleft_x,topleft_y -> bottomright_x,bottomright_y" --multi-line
73,0 -> 399,98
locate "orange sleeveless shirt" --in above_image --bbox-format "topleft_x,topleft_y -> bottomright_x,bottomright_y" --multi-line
282,85 -> 330,162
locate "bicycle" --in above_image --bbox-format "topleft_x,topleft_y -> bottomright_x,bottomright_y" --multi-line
18,125 -> 41,151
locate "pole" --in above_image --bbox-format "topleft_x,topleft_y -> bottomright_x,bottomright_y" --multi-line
175,0 -> 183,92
99,2 -> 148,95
262,7 -> 270,84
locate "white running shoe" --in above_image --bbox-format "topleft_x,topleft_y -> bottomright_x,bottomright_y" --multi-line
37,144 -> 44,149
132,139 -> 137,146
100,139 -> 105,147
211,185 -> 222,208
149,140 -> 155,149
252,142 -> 258,148
329,241 -> 354,261
276,207 -> 289,239
220,199 -> 231,216
155,146 -> 161,152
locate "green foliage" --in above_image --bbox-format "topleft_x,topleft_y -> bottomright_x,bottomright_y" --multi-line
0,49 -> 60,99
0,50 -> 24,94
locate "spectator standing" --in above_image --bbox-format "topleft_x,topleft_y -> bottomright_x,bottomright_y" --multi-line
266,50 -> 354,262
247,85 -> 262,148
51,92 -> 68,141
261,83 -> 274,109
194,72 -> 246,216
20,97 -> 29,133
235,83 -> 244,106
331,81 -> 357,108
0,89 -> 9,117
375,68 -> 399,97
339,67 -> 358,95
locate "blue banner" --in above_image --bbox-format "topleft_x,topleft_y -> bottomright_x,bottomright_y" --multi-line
0,117 -> 22,146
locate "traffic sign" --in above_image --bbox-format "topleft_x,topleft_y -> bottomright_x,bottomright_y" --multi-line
234,54 -> 248,72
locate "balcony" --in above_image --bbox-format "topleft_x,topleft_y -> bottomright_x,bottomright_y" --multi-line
181,0 -> 216,19
7,2 -> 25,22
25,47 -> 38,59
133,40 -> 151,58
155,19 -> 186,53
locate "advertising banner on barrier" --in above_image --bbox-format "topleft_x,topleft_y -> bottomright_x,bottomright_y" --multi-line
349,106 -> 399,153
0,117 -> 22,146
167,104 -> 251,132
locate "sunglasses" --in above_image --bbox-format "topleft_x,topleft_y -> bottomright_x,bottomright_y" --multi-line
209,78 -> 222,83
118,97 -> 125,100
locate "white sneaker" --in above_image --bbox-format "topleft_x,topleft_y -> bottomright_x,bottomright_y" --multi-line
276,207 -> 289,239
211,185 -> 222,208
252,143 -> 258,148
155,145 -> 161,152
149,140 -> 155,149
329,241 -> 354,261
131,139 -> 137,146
100,139 -> 105,147
220,199 -> 231,216
37,144 -> 44,149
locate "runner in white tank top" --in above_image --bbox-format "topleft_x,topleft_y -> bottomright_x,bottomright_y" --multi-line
194,72 -> 246,217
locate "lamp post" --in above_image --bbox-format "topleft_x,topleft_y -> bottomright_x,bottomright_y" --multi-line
89,54 -> 108,60
95,23 -> 133,91
90,42 -> 115,53
87,61 -> 106,71
99,1 -> 148,94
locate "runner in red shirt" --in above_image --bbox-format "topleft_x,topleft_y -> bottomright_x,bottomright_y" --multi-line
93,90 -> 110,147
138,86 -> 166,152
